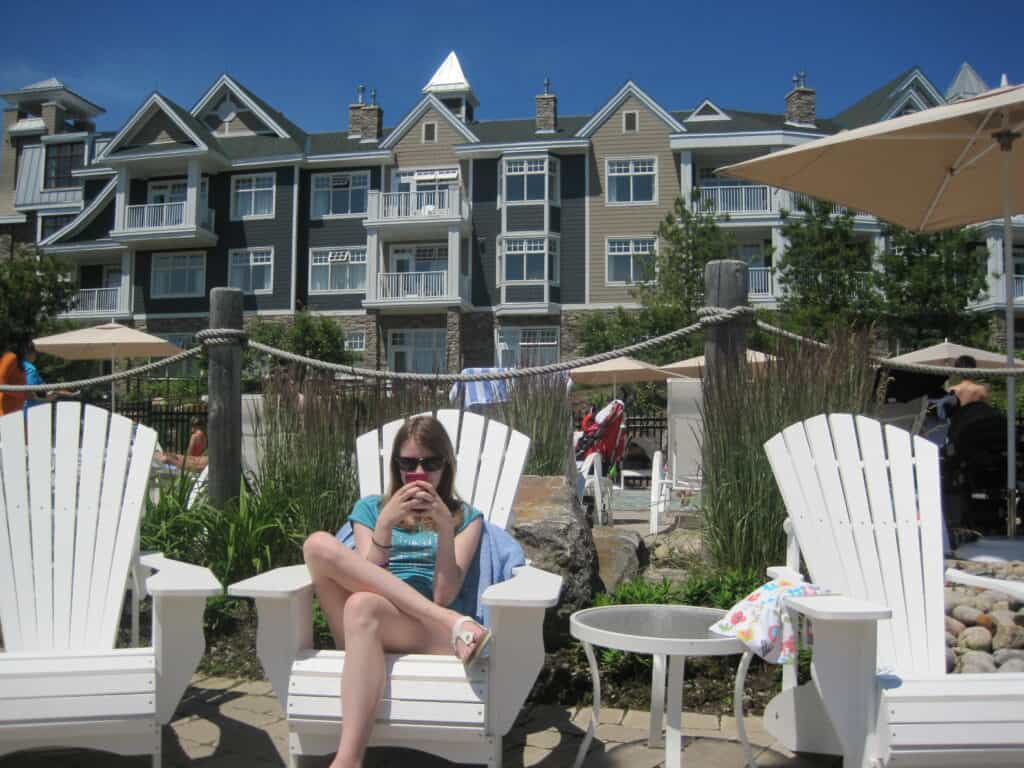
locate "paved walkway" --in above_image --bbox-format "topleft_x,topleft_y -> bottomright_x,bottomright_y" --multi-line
2,675 -> 839,767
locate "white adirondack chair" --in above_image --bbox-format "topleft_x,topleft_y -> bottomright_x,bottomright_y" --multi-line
0,403 -> 221,766
762,413 -> 1024,768
577,451 -> 611,525
229,409 -> 563,768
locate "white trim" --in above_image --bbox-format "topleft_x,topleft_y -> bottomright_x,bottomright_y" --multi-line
562,301 -> 643,310
584,148 -> 590,305
72,166 -> 116,178
291,163 -> 299,312
150,250 -> 207,299
454,138 -> 589,157
622,110 -> 639,133
230,172 -> 276,221
575,80 -> 685,138
39,139 -> 86,193
422,121 -> 438,143
305,150 -> 393,164
669,130 -> 829,150
228,246 -> 275,295
44,241 -> 128,255
890,68 -> 945,106
229,154 -> 305,168
0,213 -> 27,224
98,93 -> 209,161
190,75 -> 291,139
604,235 -> 657,286
605,156 -> 658,206
310,170 -> 370,219
882,90 -> 931,121
308,246 -> 368,295
501,156 -> 556,206
39,177 -> 117,246
379,94 -> 478,149
685,99 -> 730,122
304,309 -> 368,317
36,210 -> 81,243
40,131 -> 90,144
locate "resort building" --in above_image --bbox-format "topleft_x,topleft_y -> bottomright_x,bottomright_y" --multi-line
1,56 -> 1020,370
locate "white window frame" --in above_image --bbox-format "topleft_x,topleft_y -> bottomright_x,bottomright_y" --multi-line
496,326 -> 560,369
311,171 -> 370,219
422,122 -> 438,143
344,330 -> 366,352
606,157 -> 657,206
150,251 -> 206,299
230,172 -> 276,221
228,246 -> 274,295
502,156 -> 559,205
37,211 -> 79,242
387,329 -> 447,374
605,236 -> 656,286
500,235 -> 560,285
309,246 -> 368,294
622,110 -> 639,133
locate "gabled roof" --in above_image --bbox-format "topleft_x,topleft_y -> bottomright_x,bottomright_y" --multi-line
98,92 -> 218,160
946,62 -> 989,102
833,67 -> 944,128
40,177 -> 116,247
575,81 -> 685,137
191,74 -> 304,141
422,51 -> 478,106
379,93 -> 478,149
672,108 -> 839,135
684,99 -> 730,122
0,77 -> 104,117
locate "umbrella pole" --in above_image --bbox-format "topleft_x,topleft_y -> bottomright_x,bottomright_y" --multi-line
999,125 -> 1019,538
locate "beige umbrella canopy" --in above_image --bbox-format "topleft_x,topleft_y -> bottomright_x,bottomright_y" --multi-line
719,83 -> 1024,535
889,341 -> 1024,370
34,322 -> 182,408
661,350 -> 775,378
569,356 -> 675,386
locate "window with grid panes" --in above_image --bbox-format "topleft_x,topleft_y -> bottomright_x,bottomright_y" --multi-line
505,158 -> 547,202
40,214 -> 76,240
44,142 -> 84,189
344,331 -> 366,352
312,172 -> 369,217
498,327 -> 559,368
310,248 -> 367,292
231,173 -> 275,218
151,252 -> 205,297
607,238 -> 655,283
228,248 -> 274,294
607,158 -> 655,203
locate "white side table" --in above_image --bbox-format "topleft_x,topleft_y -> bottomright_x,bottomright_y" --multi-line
570,604 -> 757,768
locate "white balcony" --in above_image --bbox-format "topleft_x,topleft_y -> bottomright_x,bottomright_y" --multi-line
111,201 -> 216,248
376,271 -> 448,300
65,287 -> 126,316
365,188 -> 471,241
694,185 -> 772,214
748,267 -> 774,298
1016,276 -> 1024,299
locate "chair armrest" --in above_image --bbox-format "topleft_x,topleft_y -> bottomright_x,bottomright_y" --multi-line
228,564 -> 314,599
481,565 -> 563,608
141,553 -> 221,598
766,566 -> 804,582
784,595 -> 891,622
946,568 -> 1024,601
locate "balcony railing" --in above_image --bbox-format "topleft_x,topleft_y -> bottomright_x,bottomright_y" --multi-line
748,267 -> 774,297
68,287 -> 121,314
693,185 -> 771,214
367,188 -> 466,222
790,192 -> 848,216
123,202 -> 215,231
1016,276 -> 1024,299
377,270 -> 448,300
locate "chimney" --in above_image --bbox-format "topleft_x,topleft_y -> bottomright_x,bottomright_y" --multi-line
535,77 -> 557,133
41,101 -> 66,135
360,89 -> 383,142
785,72 -> 816,127
2,108 -> 19,200
348,85 -> 367,139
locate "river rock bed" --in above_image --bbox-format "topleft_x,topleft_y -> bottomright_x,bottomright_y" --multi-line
944,558 -> 1024,673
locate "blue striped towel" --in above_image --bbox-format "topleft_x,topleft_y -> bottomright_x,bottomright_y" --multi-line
448,368 -> 512,407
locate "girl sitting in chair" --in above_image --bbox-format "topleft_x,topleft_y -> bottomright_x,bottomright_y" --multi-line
302,415 -> 491,768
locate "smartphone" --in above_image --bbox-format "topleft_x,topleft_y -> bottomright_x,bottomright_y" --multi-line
405,471 -> 429,484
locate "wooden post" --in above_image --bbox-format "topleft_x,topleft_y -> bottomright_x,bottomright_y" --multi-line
208,287 -> 243,507
703,260 -> 749,384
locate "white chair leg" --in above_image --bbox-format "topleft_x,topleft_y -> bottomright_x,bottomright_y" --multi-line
649,653 -> 667,747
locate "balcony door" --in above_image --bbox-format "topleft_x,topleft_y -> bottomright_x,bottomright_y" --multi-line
391,168 -> 458,212
147,179 -> 209,227
389,245 -> 448,298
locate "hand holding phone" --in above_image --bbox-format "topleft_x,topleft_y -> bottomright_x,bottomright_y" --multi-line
404,471 -> 429,484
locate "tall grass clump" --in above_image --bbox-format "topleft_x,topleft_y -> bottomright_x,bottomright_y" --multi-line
495,374 -> 574,476
701,328 -> 877,573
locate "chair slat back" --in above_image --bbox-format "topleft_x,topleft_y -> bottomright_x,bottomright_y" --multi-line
356,408 -> 530,529
764,413 -> 944,676
0,404 -> 156,652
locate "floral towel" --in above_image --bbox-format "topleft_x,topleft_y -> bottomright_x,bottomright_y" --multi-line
709,579 -> 831,664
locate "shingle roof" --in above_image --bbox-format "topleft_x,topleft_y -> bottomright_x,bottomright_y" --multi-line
227,76 -> 308,142
216,135 -> 303,160
307,131 -> 392,156
468,116 -> 590,143
672,108 -> 840,135
832,67 -> 923,129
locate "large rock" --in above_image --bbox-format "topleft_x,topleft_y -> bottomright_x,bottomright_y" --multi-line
590,527 -> 642,594
944,615 -> 966,637
992,622 -> 1024,651
994,648 -> 1024,666
958,626 -> 993,652
958,650 -> 997,673
511,475 -> 600,648
952,605 -> 983,626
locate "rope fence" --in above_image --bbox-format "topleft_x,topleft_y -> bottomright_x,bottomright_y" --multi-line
3,304 -> 1024,391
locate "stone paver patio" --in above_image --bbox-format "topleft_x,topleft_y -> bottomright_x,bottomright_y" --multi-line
0,675 -> 840,767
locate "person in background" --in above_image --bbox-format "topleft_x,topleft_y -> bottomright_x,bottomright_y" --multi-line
185,416 -> 208,461
0,338 -> 30,416
21,341 -> 78,410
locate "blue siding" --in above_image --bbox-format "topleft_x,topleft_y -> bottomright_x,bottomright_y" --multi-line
14,144 -> 84,208
506,205 -> 544,232
505,284 -> 544,303
471,159 -> 499,307
558,154 -> 586,304
549,204 -> 561,233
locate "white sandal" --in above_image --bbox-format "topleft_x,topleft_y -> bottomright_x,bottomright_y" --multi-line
451,616 -> 492,666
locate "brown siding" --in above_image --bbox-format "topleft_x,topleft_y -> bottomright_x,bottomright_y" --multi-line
588,94 -> 680,304
391,107 -> 463,169
128,112 -> 192,147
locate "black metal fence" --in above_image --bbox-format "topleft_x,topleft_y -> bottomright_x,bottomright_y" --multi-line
115,400 -> 208,454
573,412 -> 668,451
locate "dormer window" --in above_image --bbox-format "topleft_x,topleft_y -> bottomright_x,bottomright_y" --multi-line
422,122 -> 437,143
44,142 -> 84,189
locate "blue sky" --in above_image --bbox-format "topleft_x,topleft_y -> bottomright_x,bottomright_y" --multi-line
3,0 -> 1021,134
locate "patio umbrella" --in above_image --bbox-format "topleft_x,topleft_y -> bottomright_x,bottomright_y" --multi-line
661,349 -> 775,378
718,82 -> 1024,535
569,356 -> 675,387
34,322 -> 182,410
889,341 -> 1024,370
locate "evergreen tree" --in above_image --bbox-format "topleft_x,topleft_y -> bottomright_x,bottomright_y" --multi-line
0,244 -> 76,349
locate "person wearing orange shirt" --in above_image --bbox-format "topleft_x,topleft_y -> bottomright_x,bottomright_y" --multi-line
0,339 -> 30,416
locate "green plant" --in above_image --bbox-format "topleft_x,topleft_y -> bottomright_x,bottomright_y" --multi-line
0,244 -> 76,349
495,374 -> 574,476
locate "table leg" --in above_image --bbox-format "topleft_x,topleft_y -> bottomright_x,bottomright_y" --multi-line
733,650 -> 758,768
665,655 -> 685,768
649,653 -> 667,747
573,641 -> 601,768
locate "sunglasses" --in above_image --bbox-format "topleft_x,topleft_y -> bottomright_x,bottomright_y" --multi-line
397,455 -> 446,472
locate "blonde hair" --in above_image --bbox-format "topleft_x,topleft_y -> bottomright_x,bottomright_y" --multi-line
383,415 -> 463,532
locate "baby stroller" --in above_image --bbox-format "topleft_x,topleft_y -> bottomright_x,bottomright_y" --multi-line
575,399 -> 627,476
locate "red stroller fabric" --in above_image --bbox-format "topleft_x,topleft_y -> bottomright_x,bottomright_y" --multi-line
576,399 -> 626,470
